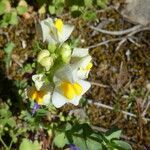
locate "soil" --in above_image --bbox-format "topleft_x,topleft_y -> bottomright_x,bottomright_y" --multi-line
0,2 -> 150,150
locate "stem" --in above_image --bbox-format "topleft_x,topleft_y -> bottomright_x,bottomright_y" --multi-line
0,136 -> 8,149
8,140 -> 13,150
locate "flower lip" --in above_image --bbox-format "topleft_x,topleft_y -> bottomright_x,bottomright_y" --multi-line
60,81 -> 83,100
54,18 -> 64,33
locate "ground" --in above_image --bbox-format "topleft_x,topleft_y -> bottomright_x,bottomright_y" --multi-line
0,2 -> 150,150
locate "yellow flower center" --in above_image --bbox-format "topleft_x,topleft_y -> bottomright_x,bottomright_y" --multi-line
54,19 -> 63,33
29,88 -> 46,105
60,81 -> 83,100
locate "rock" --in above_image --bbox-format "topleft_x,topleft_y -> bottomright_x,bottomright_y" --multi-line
121,0 -> 150,26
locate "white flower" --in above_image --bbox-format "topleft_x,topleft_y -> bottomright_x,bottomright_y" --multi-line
39,18 -> 74,44
71,47 -> 89,58
32,74 -> 44,91
52,65 -> 91,108
27,74 -> 51,105
71,48 -> 93,79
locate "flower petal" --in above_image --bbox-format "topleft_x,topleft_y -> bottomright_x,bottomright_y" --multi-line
32,74 -> 44,91
71,55 -> 92,79
54,65 -> 74,83
42,92 -> 51,105
39,18 -> 53,42
78,79 -> 91,95
52,90 -> 68,108
72,47 -> 89,57
58,24 -> 74,43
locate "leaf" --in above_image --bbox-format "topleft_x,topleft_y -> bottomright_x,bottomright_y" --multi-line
113,140 -> 132,150
72,136 -> 87,150
4,42 -> 15,54
84,0 -> 92,7
48,5 -> 56,14
82,11 -> 96,21
17,5 -> 28,15
53,132 -> 68,148
19,138 -> 41,150
97,0 -> 108,8
86,137 -> 103,150
66,0 -> 84,6
71,5 -> 82,17
9,10 -> 18,25
105,128 -> 122,140
0,1 -> 6,15
6,118 -> 16,128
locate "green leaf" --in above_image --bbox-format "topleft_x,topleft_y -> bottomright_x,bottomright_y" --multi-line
19,138 -> 41,150
71,6 -> 82,17
48,5 -> 56,14
17,5 -> 28,15
9,10 -> 18,25
53,132 -> 68,148
6,118 -> 16,128
105,128 -> 122,140
84,0 -> 92,7
82,11 -> 96,21
55,6 -> 64,15
72,136 -> 87,150
113,140 -> 132,150
97,0 -> 108,8
0,1 -> 6,15
66,0 -> 84,6
86,137 -> 103,150
4,42 -> 15,54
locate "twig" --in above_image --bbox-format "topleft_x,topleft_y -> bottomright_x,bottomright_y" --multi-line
90,81 -> 110,88
87,99 -> 150,122
89,24 -> 142,36
142,99 -> 150,117
142,91 -> 149,108
128,38 -> 141,47
115,38 -> 126,51
87,37 -> 123,49
115,26 -> 150,51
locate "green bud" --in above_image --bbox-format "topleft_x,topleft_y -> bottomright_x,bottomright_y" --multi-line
40,56 -> 53,71
48,129 -> 52,137
60,43 -> 71,63
60,116 -> 65,121
51,53 -> 58,60
4,127 -> 8,131
48,43 -> 57,53
37,49 -> 50,63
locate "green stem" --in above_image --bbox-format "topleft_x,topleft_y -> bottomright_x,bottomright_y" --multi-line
0,136 -> 8,149
8,140 -> 13,150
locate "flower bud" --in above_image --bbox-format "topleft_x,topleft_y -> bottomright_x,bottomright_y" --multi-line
40,56 -> 53,71
37,50 -> 50,63
48,43 -> 57,53
60,43 -> 71,63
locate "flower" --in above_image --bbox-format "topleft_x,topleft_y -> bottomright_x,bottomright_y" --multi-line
52,65 -> 91,108
39,18 -> 74,44
69,144 -> 81,150
32,102 -> 40,115
60,43 -> 72,63
37,50 -> 53,71
71,48 -> 93,79
32,74 -> 44,91
27,74 -> 51,106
